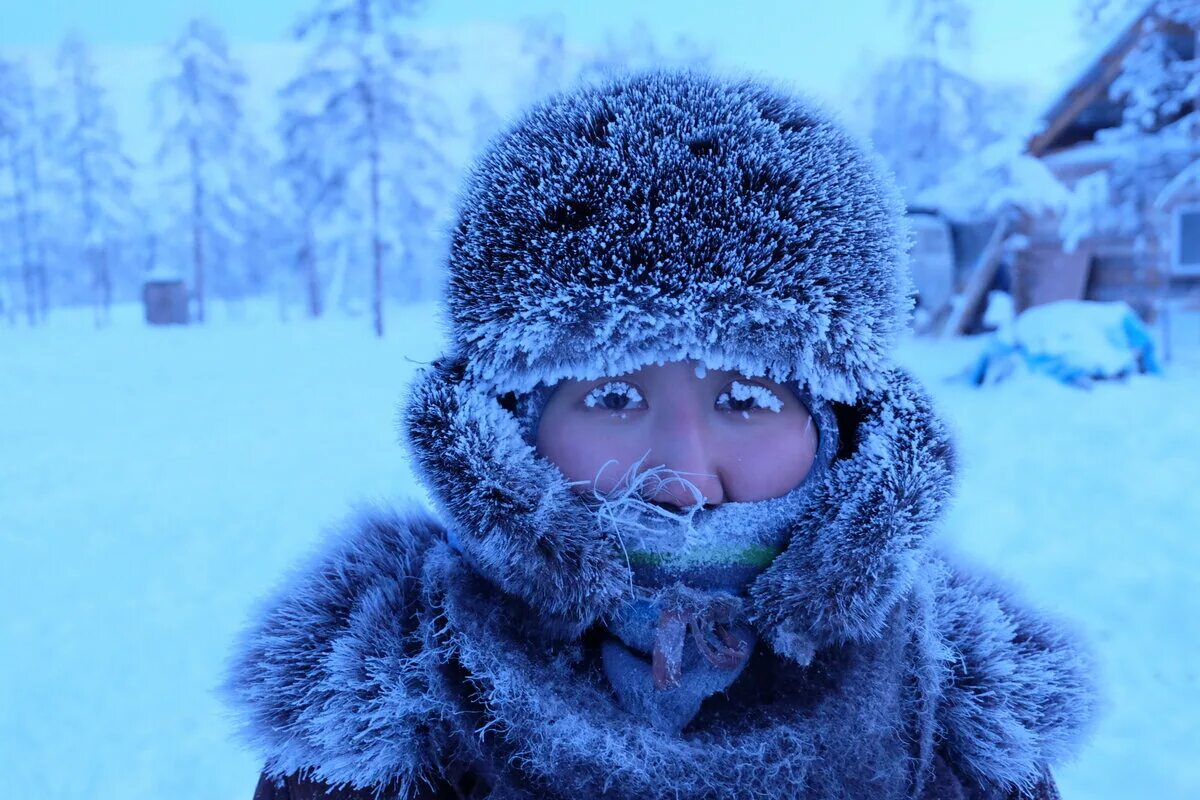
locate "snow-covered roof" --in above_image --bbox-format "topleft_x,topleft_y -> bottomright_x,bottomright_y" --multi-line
1027,1 -> 1156,156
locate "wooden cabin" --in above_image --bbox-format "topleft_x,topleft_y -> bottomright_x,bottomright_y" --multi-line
1014,2 -> 1200,321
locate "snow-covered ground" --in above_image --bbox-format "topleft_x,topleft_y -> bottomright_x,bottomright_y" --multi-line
1,300 -> 1197,798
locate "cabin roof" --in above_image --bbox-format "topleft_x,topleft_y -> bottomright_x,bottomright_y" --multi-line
1027,2 -> 1156,158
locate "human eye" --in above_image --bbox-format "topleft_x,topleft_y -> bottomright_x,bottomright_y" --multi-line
715,380 -> 784,416
583,380 -> 646,412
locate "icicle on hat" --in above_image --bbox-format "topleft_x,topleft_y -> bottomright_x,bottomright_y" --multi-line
404,69 -> 920,730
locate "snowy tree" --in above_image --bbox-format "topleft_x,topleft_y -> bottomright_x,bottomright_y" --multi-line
863,0 -> 992,199
1109,1 -> 1200,134
277,89 -> 348,319
0,57 -> 51,325
1077,0 -> 1147,37
152,18 -> 249,324
230,135 -> 292,309
519,17 -> 712,103
1070,1 -> 1200,247
54,36 -> 136,326
284,0 -> 453,336
1051,2 -> 1200,340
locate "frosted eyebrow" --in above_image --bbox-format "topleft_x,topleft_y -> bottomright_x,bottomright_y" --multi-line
718,380 -> 784,413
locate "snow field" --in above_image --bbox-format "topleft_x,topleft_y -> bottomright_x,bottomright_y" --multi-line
0,302 -> 441,798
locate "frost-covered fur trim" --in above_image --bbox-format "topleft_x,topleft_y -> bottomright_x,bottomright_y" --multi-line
932,557 -> 1099,795
404,358 -> 955,651
225,506 -> 1096,797
421,541 -> 937,800
222,509 -> 457,794
747,371 -> 959,659
403,357 -> 631,638
446,69 -> 911,403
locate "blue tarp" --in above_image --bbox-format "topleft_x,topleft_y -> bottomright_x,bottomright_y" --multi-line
962,300 -> 1160,388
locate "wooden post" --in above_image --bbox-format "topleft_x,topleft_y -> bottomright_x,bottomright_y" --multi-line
944,209 -> 1013,337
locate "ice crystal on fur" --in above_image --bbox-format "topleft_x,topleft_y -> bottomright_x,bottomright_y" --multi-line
445,69 -> 912,402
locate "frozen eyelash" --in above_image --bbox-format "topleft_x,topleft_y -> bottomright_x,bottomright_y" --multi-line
584,381 -> 644,408
716,380 -> 784,413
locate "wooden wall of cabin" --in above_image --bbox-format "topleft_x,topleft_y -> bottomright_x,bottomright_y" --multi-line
1012,214 -> 1167,321
1009,152 -> 1200,321
1011,211 -> 1091,314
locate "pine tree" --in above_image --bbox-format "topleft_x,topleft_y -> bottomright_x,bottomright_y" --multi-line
55,36 -> 135,326
284,0 -> 452,336
230,134 -> 291,308
278,90 -> 346,319
153,18 -> 248,324
0,57 -> 51,325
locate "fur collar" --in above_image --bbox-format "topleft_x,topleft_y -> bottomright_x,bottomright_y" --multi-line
224,510 -> 1095,799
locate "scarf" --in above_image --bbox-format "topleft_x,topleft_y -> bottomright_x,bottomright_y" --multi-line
598,389 -> 839,732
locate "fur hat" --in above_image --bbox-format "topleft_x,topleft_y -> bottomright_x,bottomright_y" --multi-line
446,69 -> 912,402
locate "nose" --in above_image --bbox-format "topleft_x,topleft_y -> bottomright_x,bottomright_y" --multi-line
640,411 -> 725,508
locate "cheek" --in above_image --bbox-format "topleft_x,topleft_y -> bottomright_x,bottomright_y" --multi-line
718,416 -> 819,502
535,414 -> 647,491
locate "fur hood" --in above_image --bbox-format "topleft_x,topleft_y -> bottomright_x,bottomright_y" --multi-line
224,70 -> 1096,799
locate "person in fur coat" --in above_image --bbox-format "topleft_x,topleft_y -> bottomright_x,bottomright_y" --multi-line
225,69 -> 1097,800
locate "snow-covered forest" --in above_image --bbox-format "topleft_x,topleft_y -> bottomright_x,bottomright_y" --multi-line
2,0 -> 1199,798
0,2 -> 711,335
2,0 -> 1193,334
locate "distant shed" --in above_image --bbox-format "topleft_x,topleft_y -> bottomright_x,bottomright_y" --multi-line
908,208 -> 1008,335
143,278 -> 189,326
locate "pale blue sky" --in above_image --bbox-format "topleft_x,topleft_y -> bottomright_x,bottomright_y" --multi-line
3,0 -> 1086,106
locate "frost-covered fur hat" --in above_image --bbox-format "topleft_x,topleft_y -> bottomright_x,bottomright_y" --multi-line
447,69 -> 911,402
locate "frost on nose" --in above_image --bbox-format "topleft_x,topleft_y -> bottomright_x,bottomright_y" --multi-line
590,456 -> 717,511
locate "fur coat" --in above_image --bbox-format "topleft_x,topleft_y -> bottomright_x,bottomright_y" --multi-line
224,70 -> 1096,799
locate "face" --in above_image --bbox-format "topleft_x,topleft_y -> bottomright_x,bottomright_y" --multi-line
535,360 -> 818,508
